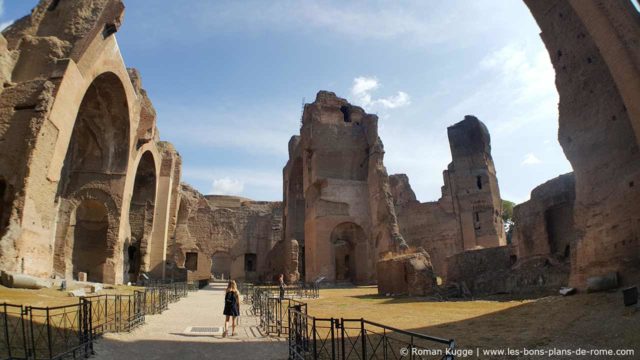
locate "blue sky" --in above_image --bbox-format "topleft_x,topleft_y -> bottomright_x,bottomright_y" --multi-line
2,0 -> 583,204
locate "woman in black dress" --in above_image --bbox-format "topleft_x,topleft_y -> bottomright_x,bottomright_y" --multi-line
223,280 -> 240,336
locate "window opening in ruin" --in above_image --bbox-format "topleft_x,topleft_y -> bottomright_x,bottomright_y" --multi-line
340,106 -> 351,123
48,0 -> 61,11
510,255 -> 518,266
244,253 -> 257,272
185,252 -> 198,271
564,245 -> 570,259
476,176 -> 483,190
474,212 -> 481,230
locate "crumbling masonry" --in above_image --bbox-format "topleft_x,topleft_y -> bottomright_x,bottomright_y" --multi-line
1,0 -> 639,293
0,0 -> 182,284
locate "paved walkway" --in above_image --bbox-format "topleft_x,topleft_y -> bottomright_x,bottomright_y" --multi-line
92,283 -> 287,360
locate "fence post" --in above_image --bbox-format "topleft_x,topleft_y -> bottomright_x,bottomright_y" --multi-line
330,318 -> 336,360
312,317 -> 317,360
46,308 -> 52,359
20,306 -> 27,359
2,304 -> 11,359
340,318 -> 346,360
360,319 -> 366,360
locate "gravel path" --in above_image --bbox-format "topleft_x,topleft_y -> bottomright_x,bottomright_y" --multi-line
92,282 -> 287,360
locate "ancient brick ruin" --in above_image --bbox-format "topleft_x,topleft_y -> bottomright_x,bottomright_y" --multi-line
0,0 -> 182,284
167,184 -> 282,283
525,0 -> 640,289
0,0 -> 638,296
389,116 -> 506,280
275,91 -> 408,284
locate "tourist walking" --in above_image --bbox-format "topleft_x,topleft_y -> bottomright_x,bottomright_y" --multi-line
223,280 -> 240,336
278,273 -> 286,300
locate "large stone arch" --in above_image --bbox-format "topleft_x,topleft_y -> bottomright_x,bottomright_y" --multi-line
126,150 -> 158,282
53,71 -> 131,283
524,0 -> 640,288
54,187 -> 120,283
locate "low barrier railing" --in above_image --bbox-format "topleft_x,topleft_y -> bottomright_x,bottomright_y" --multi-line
241,283 -> 456,360
1,282 -> 196,360
288,306 -> 456,360
244,283 -> 318,337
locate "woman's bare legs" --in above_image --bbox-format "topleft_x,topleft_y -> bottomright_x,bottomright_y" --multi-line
224,315 -> 230,336
231,316 -> 237,335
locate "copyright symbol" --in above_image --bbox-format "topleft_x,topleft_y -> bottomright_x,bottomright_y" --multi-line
400,347 -> 409,356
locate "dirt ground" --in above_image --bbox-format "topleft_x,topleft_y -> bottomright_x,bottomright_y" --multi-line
305,286 -> 639,355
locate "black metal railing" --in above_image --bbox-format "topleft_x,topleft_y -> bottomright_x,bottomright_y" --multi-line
288,305 -> 456,360
1,282 -> 196,360
245,283 -> 318,336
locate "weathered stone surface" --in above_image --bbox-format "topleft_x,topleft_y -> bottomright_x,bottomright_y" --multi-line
446,246 -> 569,295
390,116 -> 505,279
525,0 -> 640,289
376,250 -> 437,296
512,173 -> 575,264
0,0 -> 182,285
277,91 -> 406,284
168,184 -> 283,283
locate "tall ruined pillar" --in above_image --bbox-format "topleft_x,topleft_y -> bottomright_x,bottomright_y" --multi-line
446,116 -> 506,250
148,144 -> 181,279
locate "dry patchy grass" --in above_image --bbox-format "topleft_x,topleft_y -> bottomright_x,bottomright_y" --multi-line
306,286 -> 640,352
0,284 -> 141,307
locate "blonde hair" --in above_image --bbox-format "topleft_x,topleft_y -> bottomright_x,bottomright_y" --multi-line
226,280 -> 238,293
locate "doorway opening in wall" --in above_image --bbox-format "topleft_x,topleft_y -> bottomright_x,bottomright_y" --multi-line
331,222 -> 366,283
72,200 -> 109,283
185,252 -> 198,271
244,253 -> 257,272
544,203 -> 573,260
211,251 -> 231,280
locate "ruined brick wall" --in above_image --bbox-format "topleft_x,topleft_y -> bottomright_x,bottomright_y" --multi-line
525,0 -> 640,288
512,173 -> 575,262
280,91 -> 406,284
389,116 -> 504,280
446,245 -> 569,295
0,0 -> 181,284
169,184 -> 283,282
376,250 -> 436,296
389,175 -> 460,278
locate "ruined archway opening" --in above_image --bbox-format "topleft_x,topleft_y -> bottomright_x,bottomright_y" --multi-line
72,200 -> 109,282
211,251 -> 231,280
127,151 -> 157,282
53,72 -> 130,282
331,222 -> 366,283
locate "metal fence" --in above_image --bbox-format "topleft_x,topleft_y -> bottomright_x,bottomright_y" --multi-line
288,306 -> 456,360
244,283 -> 318,337
1,282 -> 196,360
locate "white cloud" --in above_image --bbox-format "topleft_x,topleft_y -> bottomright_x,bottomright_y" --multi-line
521,153 -> 542,166
183,166 -> 283,200
211,178 -> 244,195
350,76 -> 410,111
